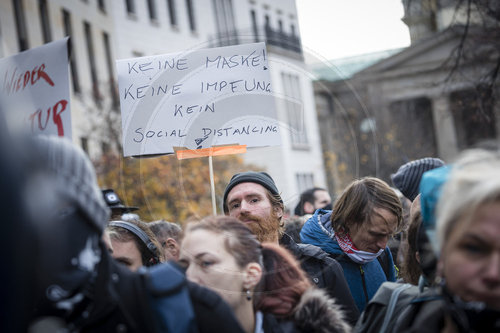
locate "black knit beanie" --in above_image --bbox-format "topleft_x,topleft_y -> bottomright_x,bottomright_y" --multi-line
223,171 -> 282,213
391,157 -> 445,202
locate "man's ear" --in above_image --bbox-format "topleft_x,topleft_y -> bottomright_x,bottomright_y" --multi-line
165,238 -> 180,260
304,202 -> 314,214
243,262 -> 262,290
274,205 -> 284,220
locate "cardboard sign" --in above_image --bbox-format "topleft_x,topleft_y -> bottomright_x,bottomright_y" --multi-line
0,38 -> 71,138
116,42 -> 280,157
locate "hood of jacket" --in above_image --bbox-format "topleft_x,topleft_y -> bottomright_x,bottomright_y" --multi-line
293,287 -> 351,333
300,209 -> 343,255
300,209 -> 397,313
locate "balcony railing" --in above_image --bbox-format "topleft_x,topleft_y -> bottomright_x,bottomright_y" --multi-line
208,26 -> 302,56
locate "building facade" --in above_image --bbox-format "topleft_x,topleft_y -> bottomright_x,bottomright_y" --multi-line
0,0 -> 327,211
313,0 -> 500,192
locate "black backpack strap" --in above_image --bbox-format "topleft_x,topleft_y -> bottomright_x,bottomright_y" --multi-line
377,249 -> 391,281
328,252 -> 349,262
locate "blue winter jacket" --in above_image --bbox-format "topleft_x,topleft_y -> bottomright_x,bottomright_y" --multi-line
300,209 -> 396,312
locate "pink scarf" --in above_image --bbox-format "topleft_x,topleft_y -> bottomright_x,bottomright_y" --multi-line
334,232 -> 383,264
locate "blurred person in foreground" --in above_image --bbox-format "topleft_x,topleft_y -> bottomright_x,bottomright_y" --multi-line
406,149 -> 500,332
300,177 -> 403,312
180,215 -> 351,333
223,171 -> 360,324
12,135 -> 243,333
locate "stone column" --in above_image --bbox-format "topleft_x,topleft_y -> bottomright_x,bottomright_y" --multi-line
431,95 -> 458,161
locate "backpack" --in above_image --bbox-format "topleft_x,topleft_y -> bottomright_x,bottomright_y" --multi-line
145,262 -> 198,333
145,262 -> 245,333
353,281 -> 442,333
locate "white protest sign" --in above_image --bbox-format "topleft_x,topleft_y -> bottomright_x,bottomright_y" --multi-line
0,38 -> 71,138
116,42 -> 280,157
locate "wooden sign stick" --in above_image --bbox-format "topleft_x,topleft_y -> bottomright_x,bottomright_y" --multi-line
175,145 -> 247,215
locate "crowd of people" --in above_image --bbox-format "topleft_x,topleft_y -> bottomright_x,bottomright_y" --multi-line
3,133 -> 500,333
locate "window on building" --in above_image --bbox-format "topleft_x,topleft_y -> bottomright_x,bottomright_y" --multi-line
167,0 -> 177,26
389,97 -> 437,157
290,23 -> 295,36
62,10 -> 80,93
296,173 -> 314,195
250,9 -> 259,42
147,0 -> 157,21
316,93 -> 333,117
0,21 -> 4,57
186,0 -> 196,31
12,0 -> 29,51
212,0 -> 237,45
264,15 -> 275,44
84,21 -> 100,104
38,0 -> 52,43
277,19 -> 284,47
98,0 -> 106,13
125,0 -> 135,15
281,72 -> 308,146
81,137 -> 89,154
450,87 -> 497,149
102,32 -> 118,108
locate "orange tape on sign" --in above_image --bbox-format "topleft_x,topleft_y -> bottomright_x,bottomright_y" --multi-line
176,145 -> 247,160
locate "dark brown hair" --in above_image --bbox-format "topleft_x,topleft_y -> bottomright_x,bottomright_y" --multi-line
256,243 -> 311,317
331,177 -> 403,235
401,210 -> 423,285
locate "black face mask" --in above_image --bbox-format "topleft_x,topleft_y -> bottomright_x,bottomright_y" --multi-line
321,203 -> 333,211
442,283 -> 500,333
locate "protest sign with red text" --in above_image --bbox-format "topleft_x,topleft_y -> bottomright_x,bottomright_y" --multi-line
0,38 -> 71,138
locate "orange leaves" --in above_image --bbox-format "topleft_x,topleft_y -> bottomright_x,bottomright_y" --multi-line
93,153 -> 252,225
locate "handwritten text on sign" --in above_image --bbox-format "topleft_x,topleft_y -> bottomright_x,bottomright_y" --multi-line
116,42 -> 280,157
0,38 -> 71,138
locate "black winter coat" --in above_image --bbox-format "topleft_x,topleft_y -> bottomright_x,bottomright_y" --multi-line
280,233 -> 360,326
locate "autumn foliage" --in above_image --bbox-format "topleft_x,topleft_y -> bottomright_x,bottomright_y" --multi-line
93,153 -> 256,225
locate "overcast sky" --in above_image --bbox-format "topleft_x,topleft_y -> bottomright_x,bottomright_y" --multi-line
295,0 -> 411,63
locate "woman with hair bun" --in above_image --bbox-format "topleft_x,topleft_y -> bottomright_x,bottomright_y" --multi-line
179,216 -> 350,333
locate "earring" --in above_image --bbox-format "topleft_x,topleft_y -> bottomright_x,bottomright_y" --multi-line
246,289 -> 252,301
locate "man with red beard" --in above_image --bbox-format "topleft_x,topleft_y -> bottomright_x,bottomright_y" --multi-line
223,171 -> 359,325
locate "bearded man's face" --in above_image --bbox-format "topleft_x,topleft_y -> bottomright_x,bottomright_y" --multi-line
225,182 -> 282,242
